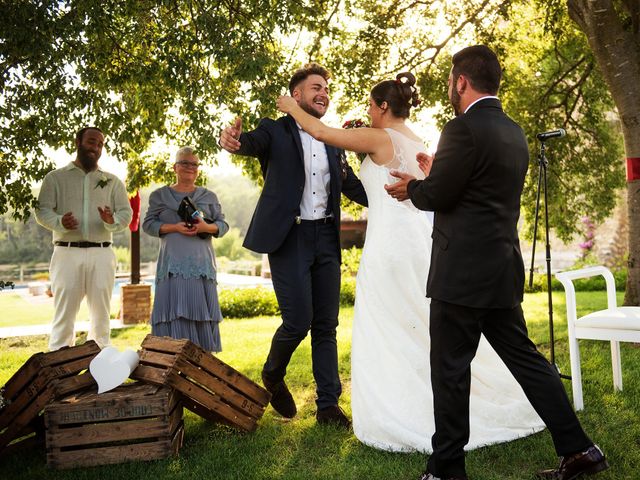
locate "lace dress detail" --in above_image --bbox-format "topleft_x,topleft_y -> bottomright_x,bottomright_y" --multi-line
155,248 -> 216,281
350,128 -> 544,452
377,128 -> 427,214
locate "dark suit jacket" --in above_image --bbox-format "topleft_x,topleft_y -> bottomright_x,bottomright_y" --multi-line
407,98 -> 529,309
236,115 -> 368,254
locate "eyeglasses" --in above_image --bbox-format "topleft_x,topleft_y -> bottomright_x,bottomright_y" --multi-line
176,161 -> 200,169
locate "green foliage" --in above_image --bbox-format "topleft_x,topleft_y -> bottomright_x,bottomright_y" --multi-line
218,287 -> 280,319
31,271 -> 49,281
214,228 -> 256,261
327,0 -> 625,244
0,213 -> 53,263
206,174 -> 260,237
218,277 -> 358,319
340,276 -> 356,307
340,247 -> 362,277
525,268 -> 627,293
113,245 -> 131,271
0,0 -> 329,219
495,3 -> 625,243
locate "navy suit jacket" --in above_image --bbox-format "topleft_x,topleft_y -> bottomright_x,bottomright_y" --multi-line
236,115 -> 368,254
407,98 -> 530,309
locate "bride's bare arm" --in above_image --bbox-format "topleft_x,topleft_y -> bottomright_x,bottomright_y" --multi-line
276,96 -> 388,156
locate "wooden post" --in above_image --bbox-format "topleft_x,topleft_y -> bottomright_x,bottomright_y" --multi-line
131,228 -> 140,285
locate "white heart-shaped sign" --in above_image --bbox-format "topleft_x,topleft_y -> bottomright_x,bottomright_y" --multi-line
89,346 -> 140,394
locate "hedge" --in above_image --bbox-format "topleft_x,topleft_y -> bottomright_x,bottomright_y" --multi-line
218,287 -> 280,318
219,277 -> 357,319
525,269 -> 627,293
218,270 -> 627,318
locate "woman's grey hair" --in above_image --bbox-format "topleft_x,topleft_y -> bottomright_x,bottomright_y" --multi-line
175,146 -> 199,161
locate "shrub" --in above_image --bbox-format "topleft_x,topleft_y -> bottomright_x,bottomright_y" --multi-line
219,287 -> 279,318
341,247 -> 362,277
340,277 -> 356,306
218,278 -> 359,319
524,268 -> 627,293
524,272 -> 562,293
113,246 -> 131,272
214,228 -> 259,261
31,272 -> 50,281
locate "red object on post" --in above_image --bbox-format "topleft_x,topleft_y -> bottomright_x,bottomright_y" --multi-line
129,191 -> 141,232
627,157 -> 640,181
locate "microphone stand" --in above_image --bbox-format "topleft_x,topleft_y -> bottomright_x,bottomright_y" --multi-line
529,140 -> 571,380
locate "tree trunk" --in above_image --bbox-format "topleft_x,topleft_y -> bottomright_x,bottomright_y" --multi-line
629,182 -> 640,304
567,0 -> 640,304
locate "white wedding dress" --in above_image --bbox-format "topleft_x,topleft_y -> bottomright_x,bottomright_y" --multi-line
350,128 -> 545,452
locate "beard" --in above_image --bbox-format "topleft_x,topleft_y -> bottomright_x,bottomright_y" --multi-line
450,88 -> 462,117
77,144 -> 100,171
298,97 -> 326,119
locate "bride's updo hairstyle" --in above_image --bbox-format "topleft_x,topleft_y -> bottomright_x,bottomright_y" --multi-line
370,72 -> 420,119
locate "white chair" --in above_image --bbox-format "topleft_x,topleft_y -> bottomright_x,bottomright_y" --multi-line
555,266 -> 640,410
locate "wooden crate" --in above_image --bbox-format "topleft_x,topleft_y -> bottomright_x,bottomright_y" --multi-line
45,382 -> 183,469
0,341 -> 100,453
131,335 -> 271,432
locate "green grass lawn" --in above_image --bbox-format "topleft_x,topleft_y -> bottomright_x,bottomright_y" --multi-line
0,292 -> 120,327
0,292 -> 638,479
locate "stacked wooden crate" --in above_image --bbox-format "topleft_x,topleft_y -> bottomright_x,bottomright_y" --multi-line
132,335 -> 271,432
1,335 -> 271,468
0,341 -> 100,454
45,382 -> 183,469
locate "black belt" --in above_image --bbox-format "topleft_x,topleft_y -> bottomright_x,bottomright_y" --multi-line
54,241 -> 111,248
297,216 -> 334,225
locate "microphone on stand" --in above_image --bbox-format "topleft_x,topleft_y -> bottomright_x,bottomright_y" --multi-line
537,129 -> 566,141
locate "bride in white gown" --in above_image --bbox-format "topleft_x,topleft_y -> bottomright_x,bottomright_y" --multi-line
277,72 -> 544,452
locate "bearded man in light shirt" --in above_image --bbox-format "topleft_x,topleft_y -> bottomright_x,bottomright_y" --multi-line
36,127 -> 132,351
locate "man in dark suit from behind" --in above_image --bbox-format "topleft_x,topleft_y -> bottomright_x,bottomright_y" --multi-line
218,63 -> 367,428
386,45 -> 608,480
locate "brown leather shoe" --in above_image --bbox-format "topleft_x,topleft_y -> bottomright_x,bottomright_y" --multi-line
418,473 -> 468,480
261,373 -> 297,418
316,405 -> 351,429
536,444 -> 609,480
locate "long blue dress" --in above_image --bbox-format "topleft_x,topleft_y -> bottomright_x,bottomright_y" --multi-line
143,186 -> 229,352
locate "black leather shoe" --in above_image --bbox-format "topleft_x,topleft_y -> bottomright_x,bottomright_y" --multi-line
418,473 -> 468,480
536,444 -> 609,480
261,373 -> 297,418
316,405 -> 351,429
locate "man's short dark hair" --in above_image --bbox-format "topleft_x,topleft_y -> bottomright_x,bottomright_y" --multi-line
75,126 -> 103,143
451,45 -> 502,95
288,63 -> 331,95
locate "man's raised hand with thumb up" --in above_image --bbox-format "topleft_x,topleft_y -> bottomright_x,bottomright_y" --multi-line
219,117 -> 243,152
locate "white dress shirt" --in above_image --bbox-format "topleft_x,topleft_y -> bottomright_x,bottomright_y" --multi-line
297,124 -> 332,220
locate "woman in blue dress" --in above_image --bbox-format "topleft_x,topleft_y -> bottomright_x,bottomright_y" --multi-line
143,147 -> 229,352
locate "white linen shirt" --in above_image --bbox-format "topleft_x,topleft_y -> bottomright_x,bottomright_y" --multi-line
36,162 -> 132,242
297,124 -> 331,220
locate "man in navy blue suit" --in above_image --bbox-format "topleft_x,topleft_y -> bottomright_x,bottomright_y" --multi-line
219,63 -> 367,427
